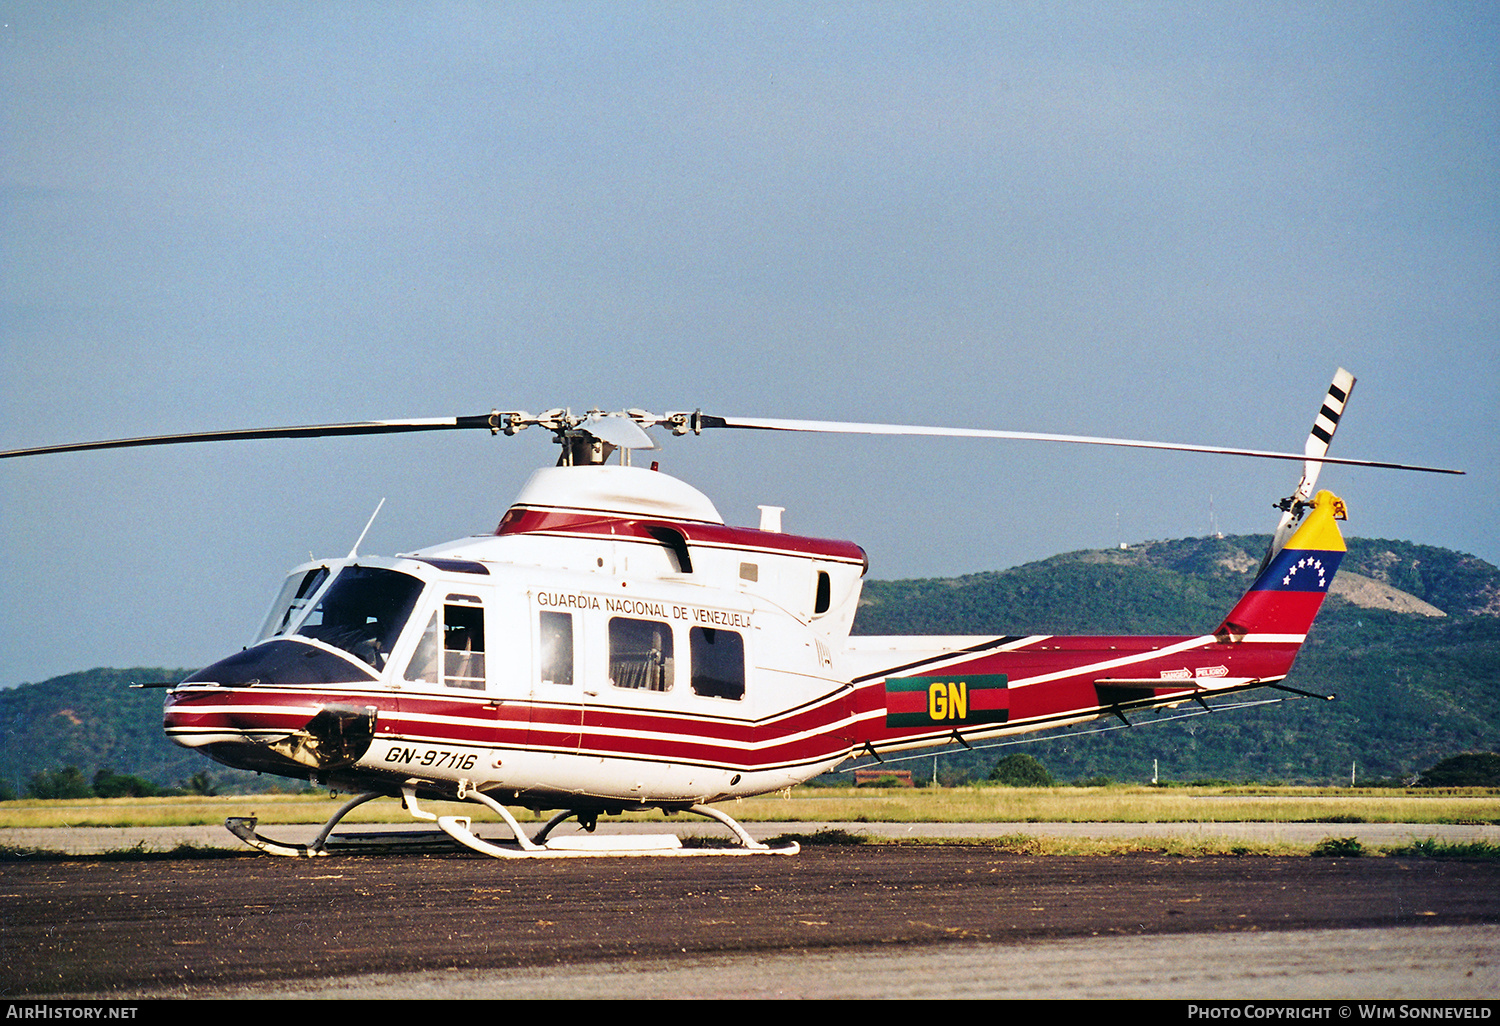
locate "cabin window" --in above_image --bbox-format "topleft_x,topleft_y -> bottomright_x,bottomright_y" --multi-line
540,611 -> 574,686
814,571 -> 832,615
295,566 -> 423,670
255,566 -> 329,642
442,602 -> 486,690
609,617 -> 673,692
690,627 -> 745,701
403,612 -> 440,684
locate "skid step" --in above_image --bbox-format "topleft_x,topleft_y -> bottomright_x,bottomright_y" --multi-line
438,816 -> 799,858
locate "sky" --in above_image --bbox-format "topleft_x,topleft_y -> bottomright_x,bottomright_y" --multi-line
2,2 -> 1496,687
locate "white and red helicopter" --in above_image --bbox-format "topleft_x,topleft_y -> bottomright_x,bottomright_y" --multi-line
0,370 -> 1462,857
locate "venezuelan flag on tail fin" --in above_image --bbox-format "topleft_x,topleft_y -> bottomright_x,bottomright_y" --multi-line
1218,489 -> 1347,640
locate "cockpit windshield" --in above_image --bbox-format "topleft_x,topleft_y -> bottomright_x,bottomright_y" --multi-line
293,566 -> 424,670
254,566 -> 330,643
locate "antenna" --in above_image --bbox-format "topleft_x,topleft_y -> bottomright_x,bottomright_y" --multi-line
348,497 -> 386,558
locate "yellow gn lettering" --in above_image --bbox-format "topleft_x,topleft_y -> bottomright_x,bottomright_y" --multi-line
927,681 -> 967,721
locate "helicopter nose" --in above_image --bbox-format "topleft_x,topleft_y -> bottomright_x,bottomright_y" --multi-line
164,638 -> 384,752
163,686 -> 320,746
179,638 -> 381,688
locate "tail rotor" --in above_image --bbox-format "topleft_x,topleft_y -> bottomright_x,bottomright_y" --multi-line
1263,368 -> 1356,569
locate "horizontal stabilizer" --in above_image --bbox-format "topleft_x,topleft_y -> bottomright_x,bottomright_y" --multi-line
1095,677 -> 1209,690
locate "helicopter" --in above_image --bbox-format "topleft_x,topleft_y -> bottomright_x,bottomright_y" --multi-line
0,370 -> 1463,857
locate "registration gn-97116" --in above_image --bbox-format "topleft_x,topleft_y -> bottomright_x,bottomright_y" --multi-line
383,745 -> 478,771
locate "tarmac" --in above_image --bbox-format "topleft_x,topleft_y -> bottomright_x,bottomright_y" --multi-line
3,841 -> 1496,1000
3,819 -> 1496,855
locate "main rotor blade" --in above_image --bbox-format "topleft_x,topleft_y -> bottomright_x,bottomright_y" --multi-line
693,414 -> 1464,475
0,415 -> 501,460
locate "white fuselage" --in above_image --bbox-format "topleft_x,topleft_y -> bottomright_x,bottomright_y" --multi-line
166,465 -> 870,809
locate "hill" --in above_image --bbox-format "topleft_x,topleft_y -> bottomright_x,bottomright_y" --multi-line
0,668 -> 268,797
852,535 -> 1500,784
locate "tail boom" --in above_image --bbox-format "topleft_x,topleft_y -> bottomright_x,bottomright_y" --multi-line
844,492 -> 1347,756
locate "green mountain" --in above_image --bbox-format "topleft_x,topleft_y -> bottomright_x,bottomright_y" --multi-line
852,536 -> 1500,785
0,668 -> 267,797
2,537 -> 1495,794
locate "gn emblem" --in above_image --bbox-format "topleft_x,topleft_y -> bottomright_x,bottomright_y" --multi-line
884,674 -> 1009,728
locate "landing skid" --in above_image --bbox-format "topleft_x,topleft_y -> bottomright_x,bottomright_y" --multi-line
224,783 -> 799,858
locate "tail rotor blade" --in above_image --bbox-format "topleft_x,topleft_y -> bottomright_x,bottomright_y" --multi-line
1267,368 -> 1357,561
1300,367 -> 1357,500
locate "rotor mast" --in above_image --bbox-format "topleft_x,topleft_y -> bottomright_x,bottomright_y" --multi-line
495,409 -> 661,467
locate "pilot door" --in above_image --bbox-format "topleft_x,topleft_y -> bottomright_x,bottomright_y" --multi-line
402,595 -> 488,690
399,592 -> 525,754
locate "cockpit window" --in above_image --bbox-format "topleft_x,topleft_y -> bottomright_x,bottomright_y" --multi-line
254,566 -> 330,642
294,566 -> 424,670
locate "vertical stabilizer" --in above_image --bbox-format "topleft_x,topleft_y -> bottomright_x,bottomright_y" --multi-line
1219,490 -> 1347,639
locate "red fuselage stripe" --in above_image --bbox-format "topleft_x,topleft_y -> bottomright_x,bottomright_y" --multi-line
496,507 -> 867,564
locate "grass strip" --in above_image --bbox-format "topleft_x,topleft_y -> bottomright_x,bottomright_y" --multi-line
7,834 -> 1495,862
4,787 -> 1498,829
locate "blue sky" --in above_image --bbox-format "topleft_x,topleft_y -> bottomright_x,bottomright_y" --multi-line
2,2 -> 1495,686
